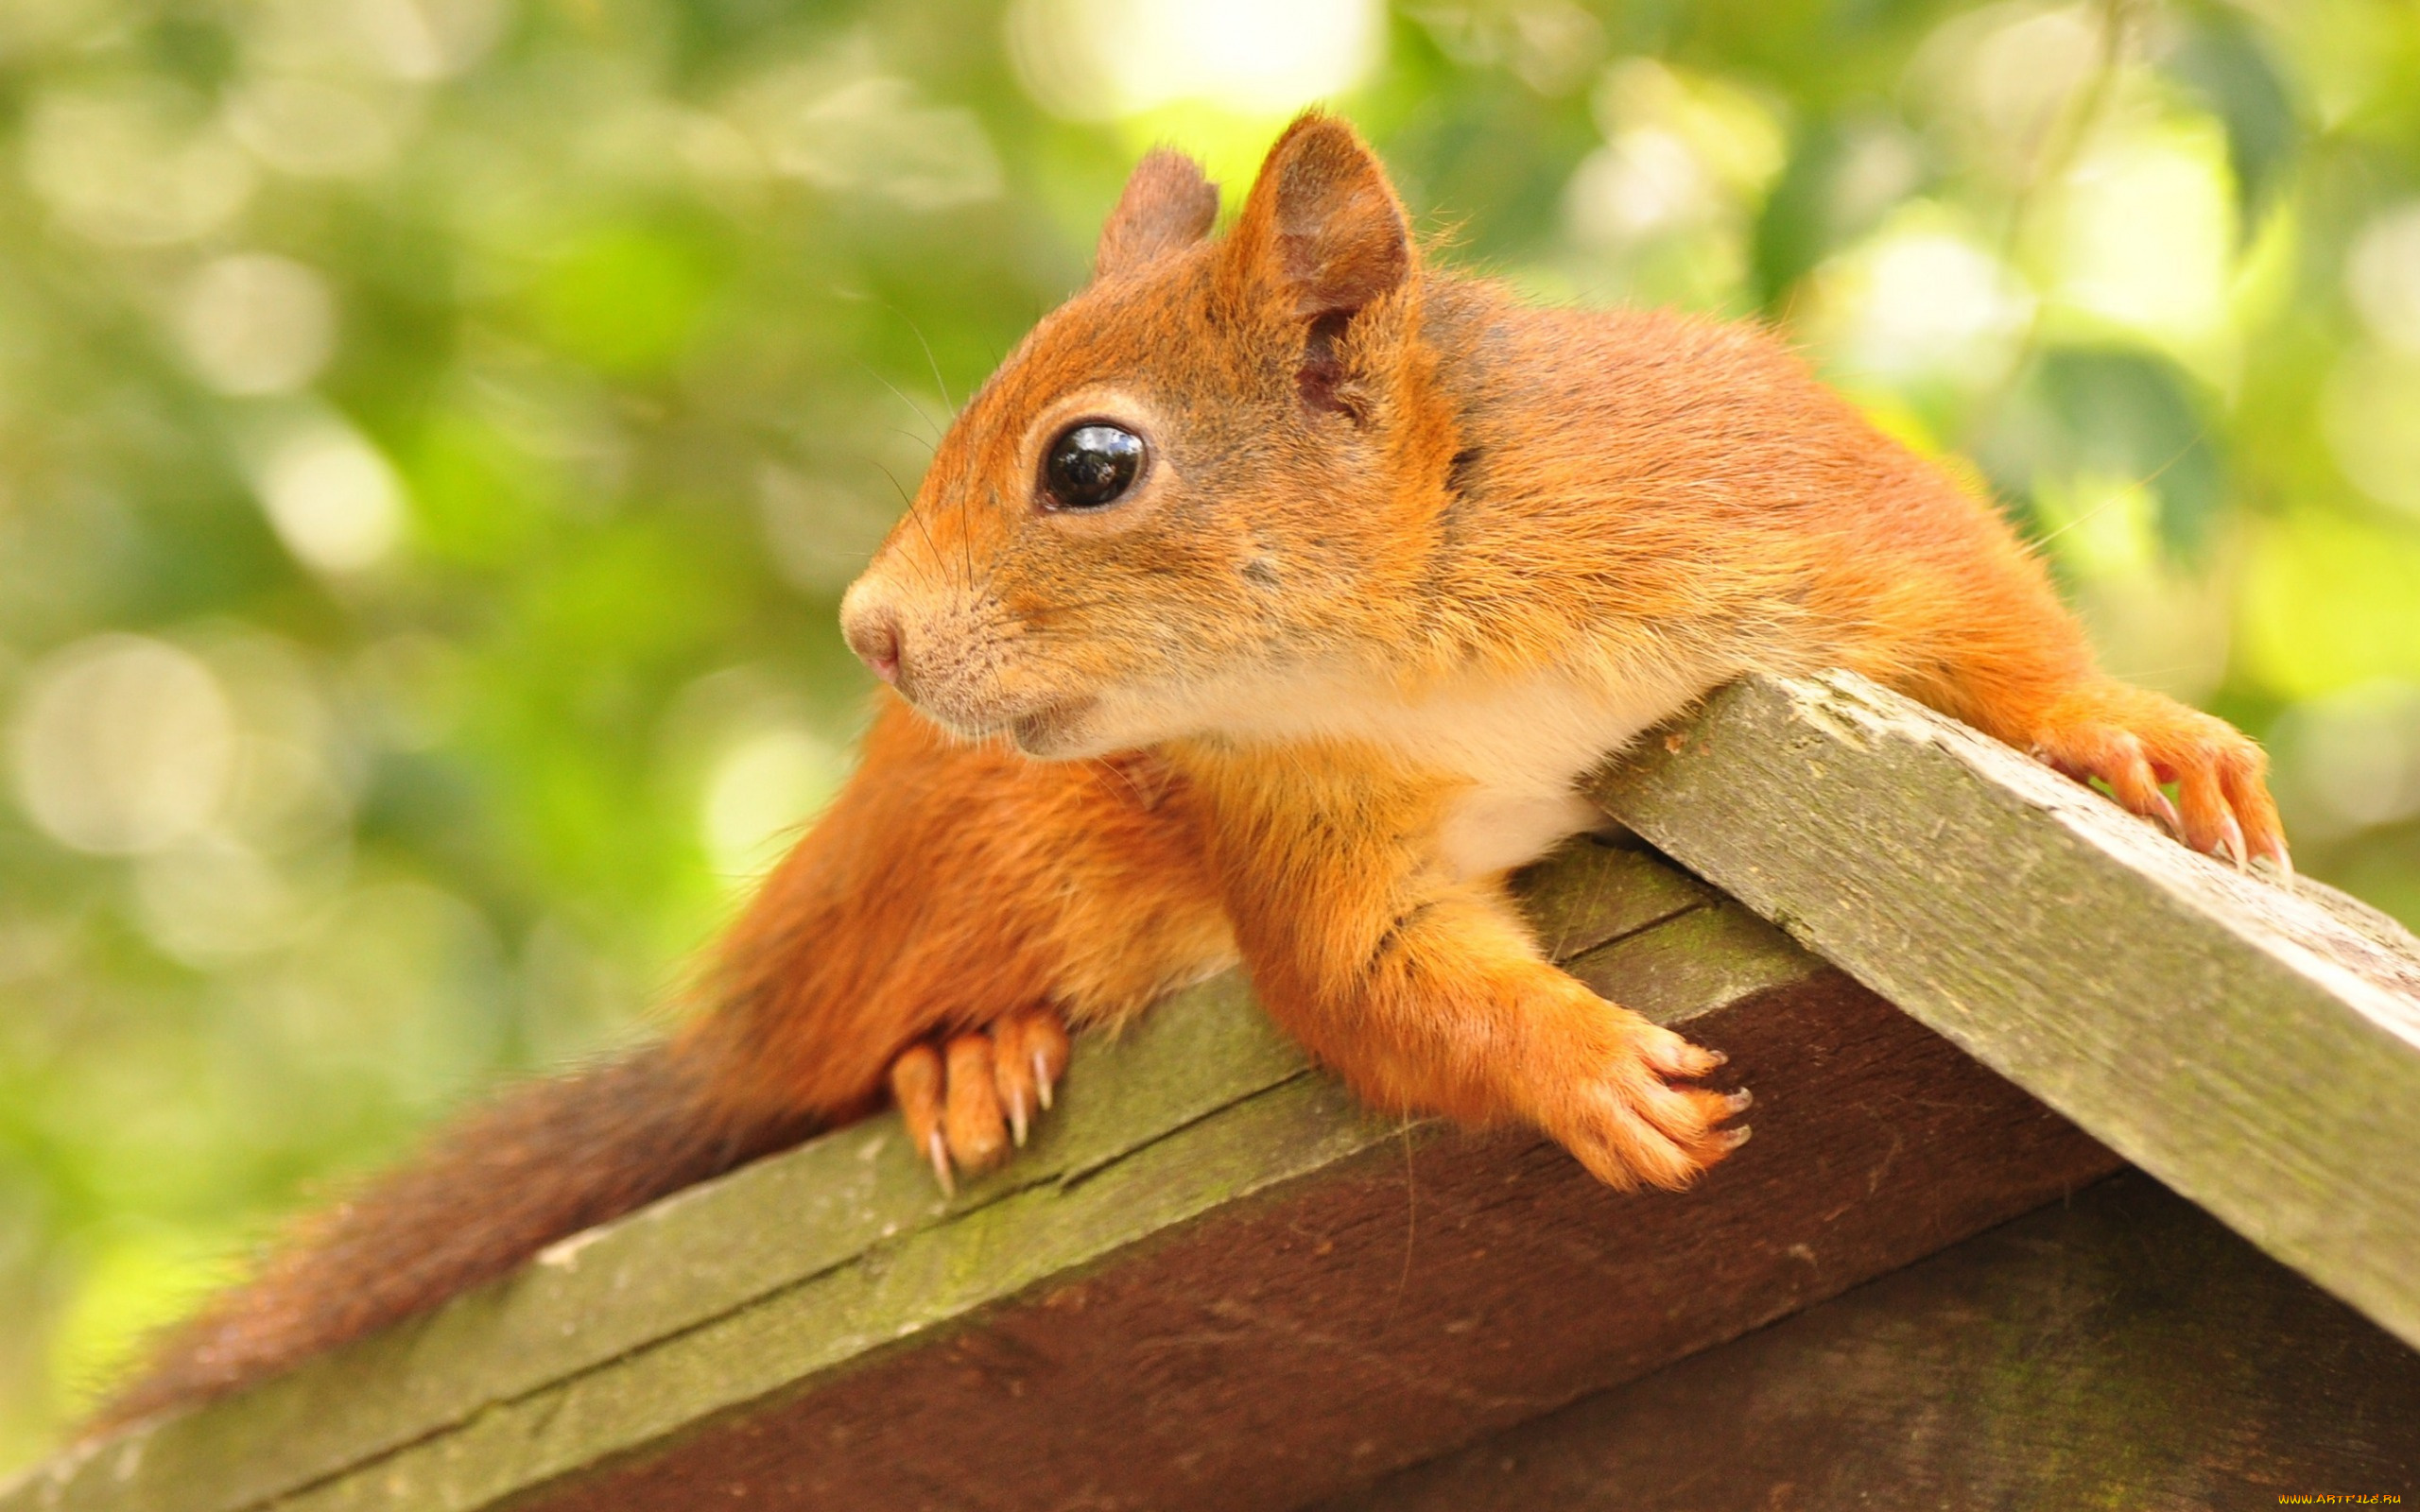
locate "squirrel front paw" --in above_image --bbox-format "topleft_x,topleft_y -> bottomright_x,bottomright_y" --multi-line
888,1008 -> 1072,1195
1527,992 -> 1751,1193
2028,681 -> 2289,876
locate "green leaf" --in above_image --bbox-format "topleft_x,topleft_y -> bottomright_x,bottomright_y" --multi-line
1988,347 -> 2228,561
2159,5 -> 2301,238
525,225 -> 726,378
1752,112 -> 1926,313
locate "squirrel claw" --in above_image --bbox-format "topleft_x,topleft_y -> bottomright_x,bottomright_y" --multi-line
2150,791 -> 2186,842
2256,838 -> 2296,892
926,1131 -> 956,1196
2027,684 -> 2290,885
886,1008 -> 1072,1192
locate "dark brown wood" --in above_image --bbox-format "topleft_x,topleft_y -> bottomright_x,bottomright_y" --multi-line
515,964 -> 2117,1511
1332,1170 -> 2420,1512
2,841 -> 2119,1512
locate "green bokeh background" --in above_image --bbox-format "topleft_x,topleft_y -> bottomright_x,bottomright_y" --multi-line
1,0 -> 2415,1467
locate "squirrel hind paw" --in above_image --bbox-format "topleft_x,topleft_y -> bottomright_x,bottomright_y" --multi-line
2028,687 -> 2290,879
888,1009 -> 1072,1194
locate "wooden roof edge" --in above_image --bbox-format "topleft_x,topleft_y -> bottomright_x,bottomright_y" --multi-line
2,829 -> 2118,1512
1591,669 -> 2420,1350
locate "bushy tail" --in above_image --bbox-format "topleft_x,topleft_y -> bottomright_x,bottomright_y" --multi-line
93,1039 -> 821,1431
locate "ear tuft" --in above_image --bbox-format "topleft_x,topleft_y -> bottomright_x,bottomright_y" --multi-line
1096,149 -> 1220,281
1235,112 -> 1410,320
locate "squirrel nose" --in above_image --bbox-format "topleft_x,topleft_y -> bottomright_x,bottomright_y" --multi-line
845,605 -> 903,684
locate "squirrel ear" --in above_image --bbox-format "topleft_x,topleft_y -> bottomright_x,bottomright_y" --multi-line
1096,149 -> 1220,281
1228,112 -> 1410,322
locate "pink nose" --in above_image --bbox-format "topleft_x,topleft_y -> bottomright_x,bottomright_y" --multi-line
846,607 -> 902,684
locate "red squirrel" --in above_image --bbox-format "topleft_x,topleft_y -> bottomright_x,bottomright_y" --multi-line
97,113 -> 2283,1429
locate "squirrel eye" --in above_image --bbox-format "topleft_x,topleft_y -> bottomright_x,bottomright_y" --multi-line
1042,423 -> 1145,510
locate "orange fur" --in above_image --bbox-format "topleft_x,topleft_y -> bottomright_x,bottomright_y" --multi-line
102,112 -> 2282,1430
838,112 -> 2284,1188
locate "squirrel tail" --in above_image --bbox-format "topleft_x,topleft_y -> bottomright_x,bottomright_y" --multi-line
90,1036 -> 822,1432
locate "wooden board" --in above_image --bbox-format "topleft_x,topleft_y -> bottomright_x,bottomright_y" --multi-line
1334,1170 -> 2420,1512
1593,671 -> 2420,1349
0,838 -> 2116,1512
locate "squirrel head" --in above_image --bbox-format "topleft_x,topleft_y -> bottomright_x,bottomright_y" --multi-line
839,112 -> 1460,758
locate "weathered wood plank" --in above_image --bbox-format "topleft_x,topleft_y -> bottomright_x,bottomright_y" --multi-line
1592,671 -> 2420,1349
1333,1170 -> 2420,1512
5,971 -> 1314,1512
0,838 -> 2115,1512
473,955 -> 2106,1512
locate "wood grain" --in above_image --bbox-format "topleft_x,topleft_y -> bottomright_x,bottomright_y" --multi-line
1593,671 -> 2420,1349
504,966 -> 2111,1512
0,839 -> 2116,1512
1334,1170 -> 2420,1512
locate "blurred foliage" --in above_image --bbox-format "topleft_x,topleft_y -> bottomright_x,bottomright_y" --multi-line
0,0 -> 2416,1469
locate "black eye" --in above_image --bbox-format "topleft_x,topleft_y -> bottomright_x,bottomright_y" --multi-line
1043,423 -> 1145,510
